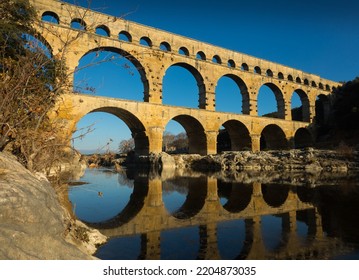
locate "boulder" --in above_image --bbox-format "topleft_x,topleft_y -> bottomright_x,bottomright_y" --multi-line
0,152 -> 104,259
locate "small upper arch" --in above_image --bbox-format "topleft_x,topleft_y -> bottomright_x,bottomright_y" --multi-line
212,55 -> 222,64
41,11 -> 60,24
296,77 -> 302,84
95,25 -> 110,37
241,63 -> 249,71
179,46 -> 190,56
160,41 -> 171,52
71,18 -> 87,30
118,31 -> 132,42
139,36 -> 152,47
227,59 -> 236,68
196,51 -> 206,60
254,66 -> 261,74
266,69 -> 273,77
288,75 -> 294,82
278,72 -> 284,79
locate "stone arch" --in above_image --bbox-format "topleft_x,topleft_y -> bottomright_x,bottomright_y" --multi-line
87,107 -> 150,155
118,31 -> 132,42
241,63 -> 249,71
291,89 -> 310,122
266,69 -> 273,77
218,181 -> 253,213
89,175 -> 149,229
95,25 -> 110,37
196,51 -> 206,60
169,115 -> 207,155
139,36 -> 152,47
215,74 -> 250,114
160,41 -> 171,52
212,55 -> 222,64
261,184 -> 290,208
179,46 -> 190,56
228,59 -> 236,68
254,66 -> 261,74
296,77 -> 302,84
260,124 -> 288,150
41,11 -> 60,24
168,177 -> 207,219
217,120 -> 251,152
77,46 -> 149,101
278,72 -> 284,79
258,83 -> 285,119
294,128 -> 313,148
70,18 -> 87,30
304,78 -> 309,85
163,62 -> 206,109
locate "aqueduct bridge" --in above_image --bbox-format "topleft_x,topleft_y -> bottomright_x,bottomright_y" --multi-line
31,0 -> 341,155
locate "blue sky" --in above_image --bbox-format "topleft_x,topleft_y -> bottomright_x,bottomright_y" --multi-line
60,0 -> 359,153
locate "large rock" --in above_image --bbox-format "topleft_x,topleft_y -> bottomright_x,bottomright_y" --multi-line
0,152 -> 101,260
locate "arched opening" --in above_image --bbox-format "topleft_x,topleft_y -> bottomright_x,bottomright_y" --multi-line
266,69 -> 273,77
162,176 -> 207,220
304,79 -> 309,85
227,59 -> 235,68
196,51 -> 206,60
139,36 -> 152,47
212,55 -> 222,64
262,184 -> 289,208
241,63 -> 249,71
294,128 -> 313,148
160,41 -> 171,52
95,25 -> 110,37
254,66 -> 261,75
72,108 -> 149,156
163,120 -> 188,154
311,81 -> 317,87
319,83 -> 324,90
165,115 -> 207,155
260,124 -> 288,150
296,77 -> 302,84
215,74 -> 249,114
315,94 -> 331,126
162,63 -> 205,109
288,75 -> 293,82
291,89 -> 310,122
278,72 -> 284,79
70,18 -> 86,30
217,120 -> 251,152
261,214 -> 285,252
74,48 -> 147,101
179,47 -> 189,56
68,166 -> 135,223
218,181 -> 252,212
41,11 -> 59,24
257,83 -> 285,119
118,31 -> 132,42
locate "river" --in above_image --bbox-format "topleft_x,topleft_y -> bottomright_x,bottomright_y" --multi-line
68,167 -> 359,260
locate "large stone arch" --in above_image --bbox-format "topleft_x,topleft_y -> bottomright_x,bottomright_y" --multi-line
169,114 -> 207,155
82,106 -> 149,155
215,74 -> 250,114
257,82 -> 285,119
260,124 -> 288,150
76,46 -> 149,101
294,128 -> 314,148
217,120 -> 251,152
163,62 -> 206,109
291,89 -> 310,122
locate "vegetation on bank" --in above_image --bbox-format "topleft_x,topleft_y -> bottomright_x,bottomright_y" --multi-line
0,0 -> 69,173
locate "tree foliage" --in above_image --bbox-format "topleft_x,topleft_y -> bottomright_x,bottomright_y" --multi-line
0,0 -> 67,172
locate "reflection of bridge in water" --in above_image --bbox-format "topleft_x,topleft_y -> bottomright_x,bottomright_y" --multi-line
91,175 -> 346,259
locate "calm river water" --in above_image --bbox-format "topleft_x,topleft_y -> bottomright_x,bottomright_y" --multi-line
68,168 -> 359,260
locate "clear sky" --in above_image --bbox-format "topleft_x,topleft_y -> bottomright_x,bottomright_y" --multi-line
59,0 -> 359,153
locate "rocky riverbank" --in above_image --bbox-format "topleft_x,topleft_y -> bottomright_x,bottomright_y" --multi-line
0,152 -> 106,260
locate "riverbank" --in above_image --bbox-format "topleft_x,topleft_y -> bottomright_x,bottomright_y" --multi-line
0,152 -> 106,259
